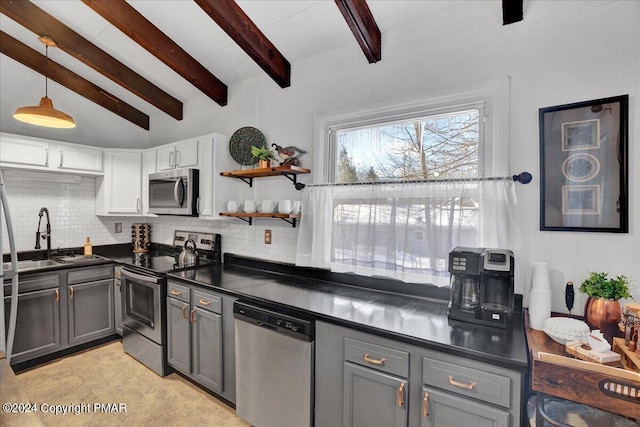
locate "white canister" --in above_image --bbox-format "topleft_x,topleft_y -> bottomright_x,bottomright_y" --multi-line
244,200 -> 256,213
528,262 -> 552,330
261,200 -> 276,213
227,200 -> 239,212
291,200 -> 301,214
278,200 -> 292,214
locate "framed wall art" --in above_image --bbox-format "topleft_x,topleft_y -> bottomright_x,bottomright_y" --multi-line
539,95 -> 628,232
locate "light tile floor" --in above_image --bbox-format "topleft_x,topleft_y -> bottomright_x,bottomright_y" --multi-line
6,341 -> 250,427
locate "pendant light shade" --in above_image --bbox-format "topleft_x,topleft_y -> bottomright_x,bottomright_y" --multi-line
14,96 -> 76,128
13,36 -> 76,129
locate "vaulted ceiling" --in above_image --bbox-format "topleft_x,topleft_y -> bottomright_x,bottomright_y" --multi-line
0,0 -> 521,148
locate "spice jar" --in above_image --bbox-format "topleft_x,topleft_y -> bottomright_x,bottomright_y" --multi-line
624,312 -> 635,346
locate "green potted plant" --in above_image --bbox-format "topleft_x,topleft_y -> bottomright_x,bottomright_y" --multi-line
251,145 -> 276,168
579,271 -> 632,342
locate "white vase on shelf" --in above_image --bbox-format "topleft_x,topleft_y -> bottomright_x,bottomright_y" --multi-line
528,262 -> 552,330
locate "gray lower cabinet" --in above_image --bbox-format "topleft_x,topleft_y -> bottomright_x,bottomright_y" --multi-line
3,284 -> 62,363
67,278 -> 114,345
421,386 -> 509,427
316,321 -> 524,427
343,362 -> 408,427
166,281 -> 223,394
3,265 -> 115,365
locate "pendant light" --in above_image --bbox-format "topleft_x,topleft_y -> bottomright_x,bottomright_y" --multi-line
13,36 -> 76,129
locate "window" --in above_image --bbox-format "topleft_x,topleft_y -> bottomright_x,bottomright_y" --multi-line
331,107 -> 484,183
299,79 -> 514,286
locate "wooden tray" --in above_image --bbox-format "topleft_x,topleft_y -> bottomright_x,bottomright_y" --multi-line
526,312 -> 640,418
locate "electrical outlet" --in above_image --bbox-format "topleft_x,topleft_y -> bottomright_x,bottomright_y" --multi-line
115,222 -> 122,233
264,229 -> 272,245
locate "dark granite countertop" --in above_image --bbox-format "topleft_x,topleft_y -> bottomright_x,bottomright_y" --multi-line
169,262 -> 529,372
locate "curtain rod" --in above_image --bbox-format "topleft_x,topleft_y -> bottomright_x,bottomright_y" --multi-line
305,172 -> 532,188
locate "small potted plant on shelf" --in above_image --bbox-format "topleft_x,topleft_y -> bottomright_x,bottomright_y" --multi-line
579,271 -> 632,342
251,146 -> 276,169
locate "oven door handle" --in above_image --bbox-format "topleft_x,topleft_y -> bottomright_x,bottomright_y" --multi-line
121,269 -> 162,285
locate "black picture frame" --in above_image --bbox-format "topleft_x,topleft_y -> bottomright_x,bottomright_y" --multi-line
539,95 -> 628,232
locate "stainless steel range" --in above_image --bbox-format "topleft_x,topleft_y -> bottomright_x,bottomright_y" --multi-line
120,230 -> 221,376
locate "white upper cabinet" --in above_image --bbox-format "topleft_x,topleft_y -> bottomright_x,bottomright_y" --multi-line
56,145 -> 103,172
156,138 -> 198,171
0,133 -> 103,175
96,150 -> 143,216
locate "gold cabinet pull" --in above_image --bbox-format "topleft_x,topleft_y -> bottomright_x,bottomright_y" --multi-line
423,391 -> 429,418
397,383 -> 405,407
181,305 -> 189,319
54,288 -> 59,302
69,286 -> 74,299
190,308 -> 196,323
363,354 -> 386,365
170,289 -> 182,296
447,375 -> 477,390
198,299 -> 211,306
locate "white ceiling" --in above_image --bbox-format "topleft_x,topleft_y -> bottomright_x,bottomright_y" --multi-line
0,0 -> 447,148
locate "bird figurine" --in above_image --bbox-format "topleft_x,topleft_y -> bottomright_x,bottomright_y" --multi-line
272,143 -> 306,167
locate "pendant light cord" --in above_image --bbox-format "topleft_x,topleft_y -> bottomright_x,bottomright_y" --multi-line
44,44 -> 48,97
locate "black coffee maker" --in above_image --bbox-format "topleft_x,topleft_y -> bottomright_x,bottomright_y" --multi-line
448,247 -> 514,328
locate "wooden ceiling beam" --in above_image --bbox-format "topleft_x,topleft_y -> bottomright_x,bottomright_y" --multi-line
334,0 -> 381,63
81,0 -> 227,106
0,31 -> 150,130
0,0 -> 183,120
502,0 -> 523,25
195,0 -> 290,88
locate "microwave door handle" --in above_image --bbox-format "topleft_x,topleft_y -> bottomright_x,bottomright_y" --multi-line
173,177 -> 185,207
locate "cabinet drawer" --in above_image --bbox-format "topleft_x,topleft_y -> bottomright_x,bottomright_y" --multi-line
422,355 -> 511,408
193,289 -> 221,314
67,265 -> 113,284
4,272 -> 59,295
167,282 -> 190,303
345,337 -> 409,378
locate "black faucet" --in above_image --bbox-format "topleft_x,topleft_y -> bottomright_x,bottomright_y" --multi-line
35,207 -> 51,260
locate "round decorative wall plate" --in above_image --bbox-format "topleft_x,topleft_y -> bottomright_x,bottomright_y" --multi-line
562,153 -> 600,182
229,126 -> 267,166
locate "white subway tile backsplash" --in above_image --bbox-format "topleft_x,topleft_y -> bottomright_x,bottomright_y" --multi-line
1,175 -> 299,262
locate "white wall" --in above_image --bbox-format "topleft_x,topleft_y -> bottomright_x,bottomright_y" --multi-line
3,1 -> 639,314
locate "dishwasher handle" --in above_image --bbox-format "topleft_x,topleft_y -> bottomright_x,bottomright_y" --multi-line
233,301 -> 314,342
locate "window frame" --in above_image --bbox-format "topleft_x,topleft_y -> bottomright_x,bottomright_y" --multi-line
312,77 -> 511,184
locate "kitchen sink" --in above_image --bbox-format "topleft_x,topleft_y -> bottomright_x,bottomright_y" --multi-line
2,259 -> 62,272
53,255 -> 106,264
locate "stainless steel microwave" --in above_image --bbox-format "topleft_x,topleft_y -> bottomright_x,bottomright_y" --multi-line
148,168 -> 199,216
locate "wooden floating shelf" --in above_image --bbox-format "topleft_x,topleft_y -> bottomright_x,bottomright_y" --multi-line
219,212 -> 301,227
220,166 -> 310,190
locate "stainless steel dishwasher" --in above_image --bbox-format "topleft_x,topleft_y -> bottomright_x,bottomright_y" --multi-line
234,301 -> 315,427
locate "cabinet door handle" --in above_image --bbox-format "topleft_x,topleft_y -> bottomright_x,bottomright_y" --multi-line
423,391 -> 429,418
59,150 -> 63,168
447,375 -> 477,390
363,354 -> 386,365
170,290 -> 182,296
397,382 -> 405,407
136,198 -> 141,213
181,305 -> 189,319
54,288 -> 59,302
196,197 -> 201,214
45,148 -> 49,167
190,308 -> 196,323
198,299 -> 211,306
169,151 -> 174,168
69,286 -> 74,299
175,150 -> 180,167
